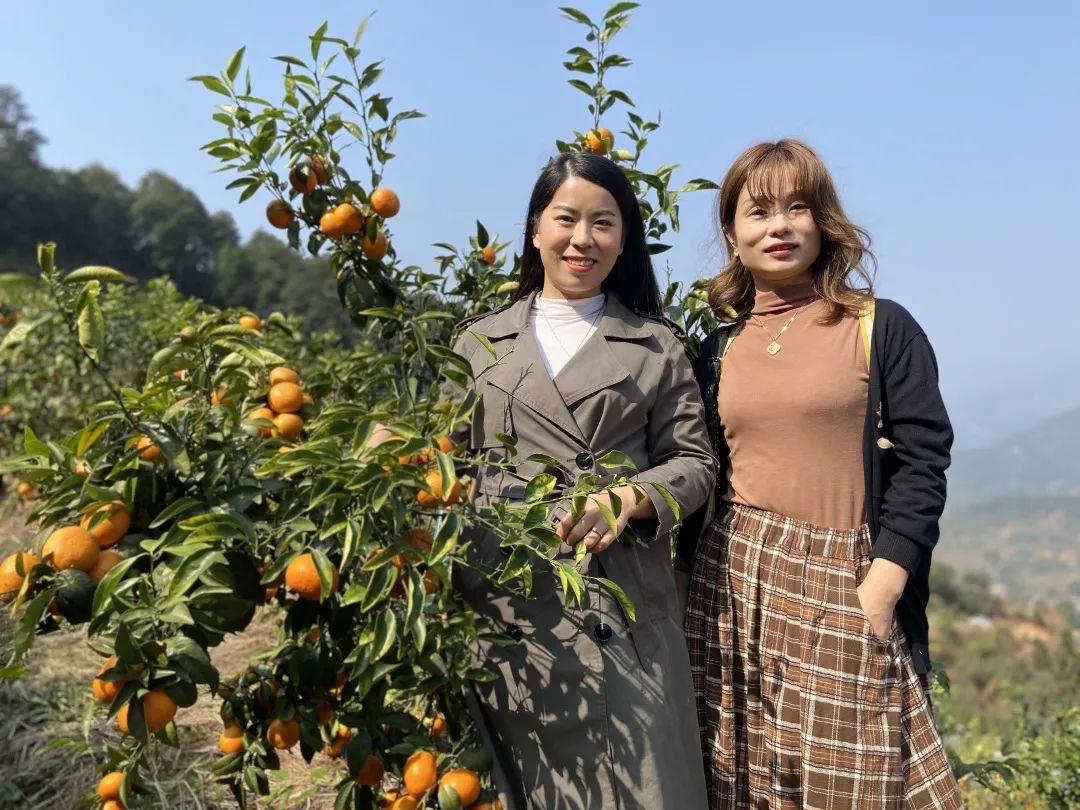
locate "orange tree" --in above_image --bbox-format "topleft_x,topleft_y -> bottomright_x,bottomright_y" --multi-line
1,5 -> 720,809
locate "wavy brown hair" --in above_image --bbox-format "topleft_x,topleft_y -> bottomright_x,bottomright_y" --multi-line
707,139 -> 875,323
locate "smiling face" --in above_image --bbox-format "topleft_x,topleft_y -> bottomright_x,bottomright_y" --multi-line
531,175 -> 624,300
729,178 -> 822,291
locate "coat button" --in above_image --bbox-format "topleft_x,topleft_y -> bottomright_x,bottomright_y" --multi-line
593,622 -> 613,643
506,623 -> 522,641
575,451 -> 593,470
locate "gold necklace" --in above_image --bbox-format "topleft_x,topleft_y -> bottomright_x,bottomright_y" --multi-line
752,310 -> 799,356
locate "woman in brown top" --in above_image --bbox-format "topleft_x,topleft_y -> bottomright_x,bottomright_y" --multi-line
682,139 -> 963,808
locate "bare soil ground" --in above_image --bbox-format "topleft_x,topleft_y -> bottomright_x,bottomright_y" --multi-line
0,495 -> 344,809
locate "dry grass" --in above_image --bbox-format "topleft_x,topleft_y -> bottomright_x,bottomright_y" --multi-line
0,494 -> 344,809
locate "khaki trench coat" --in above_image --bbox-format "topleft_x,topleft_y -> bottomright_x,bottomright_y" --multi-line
451,291 -> 714,809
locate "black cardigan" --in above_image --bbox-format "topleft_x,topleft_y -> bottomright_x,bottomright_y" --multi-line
677,298 -> 953,674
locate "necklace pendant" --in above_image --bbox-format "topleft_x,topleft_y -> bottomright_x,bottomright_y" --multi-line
766,341 -> 781,356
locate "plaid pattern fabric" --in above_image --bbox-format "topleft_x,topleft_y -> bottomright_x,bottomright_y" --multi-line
684,504 -> 963,809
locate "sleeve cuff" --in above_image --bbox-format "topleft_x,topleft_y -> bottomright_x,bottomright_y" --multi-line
870,527 -> 925,574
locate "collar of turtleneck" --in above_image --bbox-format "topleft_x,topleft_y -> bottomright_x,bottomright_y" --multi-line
751,278 -> 818,316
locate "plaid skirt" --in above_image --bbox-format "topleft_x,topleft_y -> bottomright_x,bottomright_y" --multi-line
684,504 -> 962,809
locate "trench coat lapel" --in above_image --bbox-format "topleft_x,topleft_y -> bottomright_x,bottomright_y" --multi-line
474,293 -> 588,447
554,295 -> 649,408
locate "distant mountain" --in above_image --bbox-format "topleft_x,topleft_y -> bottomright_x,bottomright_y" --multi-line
936,495 -> 1080,609
947,405 -> 1080,508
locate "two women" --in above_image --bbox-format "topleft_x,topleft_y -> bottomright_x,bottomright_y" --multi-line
453,139 -> 960,809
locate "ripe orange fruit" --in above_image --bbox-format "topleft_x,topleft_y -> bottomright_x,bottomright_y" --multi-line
387,797 -> 418,810
403,528 -> 433,550
586,127 -> 614,155
80,501 -> 130,548
0,551 -> 37,604
102,801 -> 125,810
74,460 -> 90,477
97,771 -> 124,801
324,726 -> 352,757
310,155 -> 331,185
135,436 -> 161,461
210,389 -> 235,407
369,187 -> 400,218
239,313 -> 262,331
320,202 -> 364,239
266,717 -> 300,749
354,753 -> 385,786
440,769 -> 481,806
269,366 -> 300,386
88,549 -> 124,583
272,412 -> 305,441
471,802 -> 504,810
362,232 -> 389,261
92,655 -> 123,703
268,382 -> 303,414
15,481 -> 37,500
219,723 -> 245,754
118,689 -> 177,733
436,436 -> 455,453
404,750 -> 438,796
247,406 -> 277,438
427,713 -> 446,738
417,469 -> 462,508
42,525 -> 99,572
266,199 -> 295,229
481,245 -> 496,265
422,569 -> 440,595
285,553 -> 339,601
289,165 -> 317,195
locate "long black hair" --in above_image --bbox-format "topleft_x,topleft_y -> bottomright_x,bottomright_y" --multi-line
514,152 -> 663,318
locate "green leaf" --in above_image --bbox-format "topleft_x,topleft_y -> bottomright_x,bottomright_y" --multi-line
225,46 -> 245,83
0,315 -> 44,353
310,548 -> 337,599
167,548 -> 226,601
596,501 -> 618,535
524,473 -> 558,503
429,513 -> 460,565
273,55 -> 308,68
76,282 -> 105,362
604,1 -> 640,18
11,590 -> 51,663
145,344 -> 186,383
525,453 -> 564,468
680,178 -> 720,192
567,79 -> 594,96
560,7 -> 595,26
594,450 -> 637,471
476,220 -> 489,249
190,74 -> 231,96
91,557 -> 141,618
370,608 -> 398,661
649,482 -> 681,522
149,497 -> 202,529
593,576 -> 636,622
553,561 -> 586,607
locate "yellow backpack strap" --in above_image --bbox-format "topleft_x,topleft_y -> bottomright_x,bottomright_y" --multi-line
858,300 -> 875,370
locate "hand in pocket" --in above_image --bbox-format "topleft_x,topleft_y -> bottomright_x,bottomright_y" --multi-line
855,557 -> 908,642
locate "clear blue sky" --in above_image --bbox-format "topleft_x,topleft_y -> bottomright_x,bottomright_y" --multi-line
4,1 -> 1078,448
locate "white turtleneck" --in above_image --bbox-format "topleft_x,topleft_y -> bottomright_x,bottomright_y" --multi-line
529,293 -> 606,378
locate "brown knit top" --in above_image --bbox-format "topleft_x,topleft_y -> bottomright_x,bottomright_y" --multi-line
718,280 -> 869,530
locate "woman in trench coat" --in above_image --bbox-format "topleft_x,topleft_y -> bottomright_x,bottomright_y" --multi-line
450,152 -> 714,809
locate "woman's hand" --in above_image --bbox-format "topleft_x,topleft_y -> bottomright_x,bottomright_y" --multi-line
554,485 -> 655,553
856,557 -> 909,642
